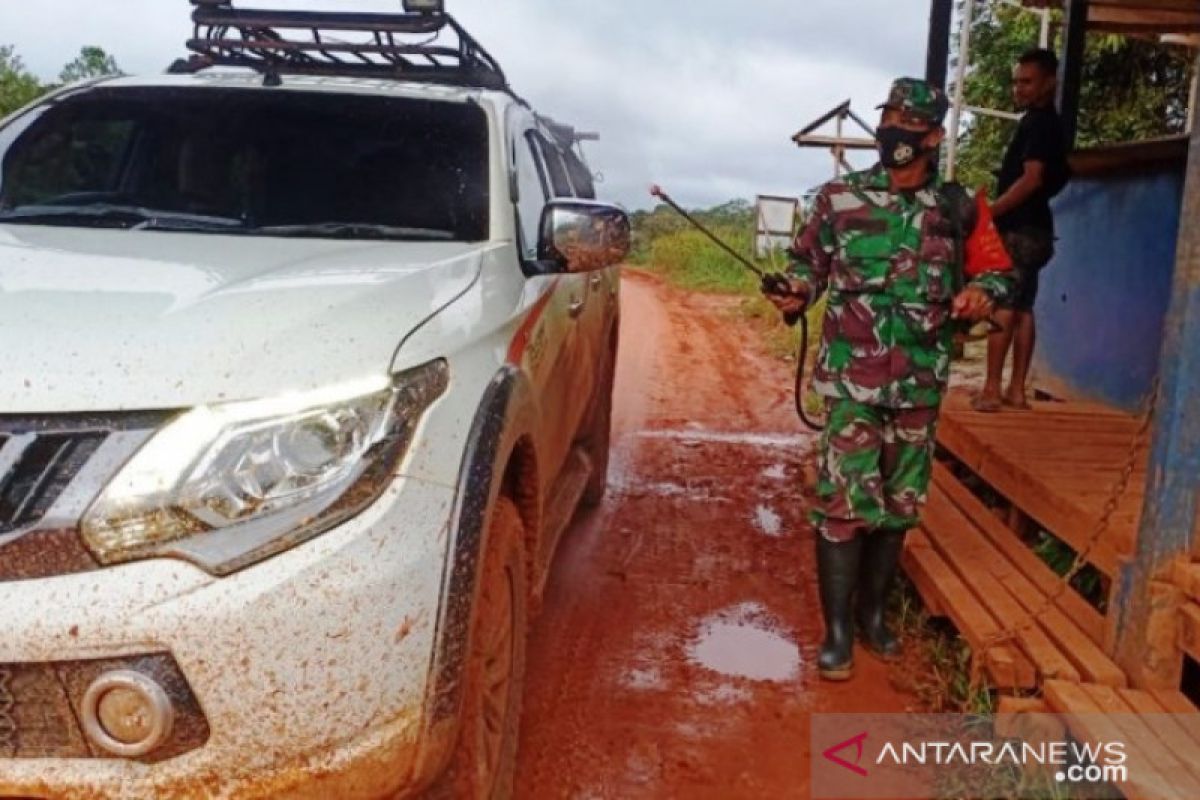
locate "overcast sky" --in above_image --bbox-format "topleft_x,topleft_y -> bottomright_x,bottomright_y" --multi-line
0,0 -> 928,210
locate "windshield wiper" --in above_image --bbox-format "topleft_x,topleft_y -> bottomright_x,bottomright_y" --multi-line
253,222 -> 456,241
132,215 -> 247,233
0,204 -> 245,232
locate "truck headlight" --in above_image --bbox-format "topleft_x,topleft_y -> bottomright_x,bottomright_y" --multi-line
81,361 -> 448,574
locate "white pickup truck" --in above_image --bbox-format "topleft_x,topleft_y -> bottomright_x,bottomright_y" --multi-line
0,3 -> 626,798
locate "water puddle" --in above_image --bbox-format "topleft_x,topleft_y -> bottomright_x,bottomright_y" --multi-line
609,479 -> 729,503
688,603 -> 800,682
693,682 -> 754,706
752,504 -> 783,537
633,429 -> 814,449
762,463 -> 788,480
621,666 -> 665,691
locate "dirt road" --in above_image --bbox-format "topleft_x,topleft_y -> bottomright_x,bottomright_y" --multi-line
514,271 -> 917,799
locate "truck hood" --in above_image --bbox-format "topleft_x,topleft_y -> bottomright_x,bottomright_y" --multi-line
0,226 -> 485,413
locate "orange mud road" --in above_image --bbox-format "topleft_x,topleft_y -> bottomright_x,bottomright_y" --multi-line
514,271 -> 915,798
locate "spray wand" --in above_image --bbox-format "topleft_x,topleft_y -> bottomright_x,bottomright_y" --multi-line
649,184 -> 826,432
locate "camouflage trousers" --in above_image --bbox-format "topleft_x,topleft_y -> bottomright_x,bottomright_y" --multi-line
811,399 -> 941,542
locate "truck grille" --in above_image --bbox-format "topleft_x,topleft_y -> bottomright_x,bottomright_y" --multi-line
0,432 -> 107,535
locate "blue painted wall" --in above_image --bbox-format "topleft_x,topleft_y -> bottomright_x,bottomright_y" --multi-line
1033,165 -> 1184,412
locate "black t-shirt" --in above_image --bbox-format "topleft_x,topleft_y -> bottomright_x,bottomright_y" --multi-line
995,106 -> 1069,234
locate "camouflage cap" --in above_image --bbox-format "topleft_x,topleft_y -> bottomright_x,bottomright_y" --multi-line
876,77 -> 949,126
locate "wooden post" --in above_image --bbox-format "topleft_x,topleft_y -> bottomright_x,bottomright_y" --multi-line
926,0 -> 953,89
1108,61 -> 1200,688
1057,0 -> 1089,149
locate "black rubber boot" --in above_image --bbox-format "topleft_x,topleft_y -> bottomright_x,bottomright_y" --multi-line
855,527 -> 907,660
816,533 -> 864,681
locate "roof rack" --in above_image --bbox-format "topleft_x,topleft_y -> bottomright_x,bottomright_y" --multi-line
171,0 -> 512,92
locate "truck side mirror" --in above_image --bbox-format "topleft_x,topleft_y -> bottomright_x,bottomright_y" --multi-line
537,200 -> 630,274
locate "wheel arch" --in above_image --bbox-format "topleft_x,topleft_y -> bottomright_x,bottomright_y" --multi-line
412,364 -> 541,784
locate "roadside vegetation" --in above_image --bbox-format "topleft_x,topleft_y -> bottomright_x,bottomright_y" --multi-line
0,45 -> 122,117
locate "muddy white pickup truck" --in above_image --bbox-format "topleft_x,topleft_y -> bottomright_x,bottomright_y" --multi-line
0,3 -> 626,798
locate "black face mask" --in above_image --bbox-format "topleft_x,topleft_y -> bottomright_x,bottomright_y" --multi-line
876,125 -> 930,169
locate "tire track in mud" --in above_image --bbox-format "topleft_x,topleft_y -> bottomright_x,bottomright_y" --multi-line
515,272 -> 916,799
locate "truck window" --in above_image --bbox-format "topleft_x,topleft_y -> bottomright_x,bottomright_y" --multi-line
533,133 -> 574,198
514,132 -> 548,259
562,147 -> 596,199
0,87 -> 490,242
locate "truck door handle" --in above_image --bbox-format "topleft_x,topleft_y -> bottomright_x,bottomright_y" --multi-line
568,297 -> 585,318
590,273 -> 604,290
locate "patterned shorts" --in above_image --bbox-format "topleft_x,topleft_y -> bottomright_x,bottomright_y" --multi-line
811,399 -> 941,542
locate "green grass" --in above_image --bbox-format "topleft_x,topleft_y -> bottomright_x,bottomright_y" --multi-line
633,225 -> 763,293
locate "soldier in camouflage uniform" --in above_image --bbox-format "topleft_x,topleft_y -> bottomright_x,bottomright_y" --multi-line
766,78 -> 1014,681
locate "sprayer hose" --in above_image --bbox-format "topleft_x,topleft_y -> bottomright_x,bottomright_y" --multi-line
794,313 -> 826,433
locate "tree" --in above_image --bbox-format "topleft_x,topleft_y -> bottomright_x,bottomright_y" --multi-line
0,46 -> 44,117
955,4 -> 1194,193
58,46 -> 122,84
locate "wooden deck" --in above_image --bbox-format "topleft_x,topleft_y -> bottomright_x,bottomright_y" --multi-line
934,392 -> 1148,578
903,392 -> 1200,800
1043,679 -> 1200,800
903,392 -> 1149,688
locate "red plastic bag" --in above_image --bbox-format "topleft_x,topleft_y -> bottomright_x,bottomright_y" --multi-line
963,188 -> 1012,277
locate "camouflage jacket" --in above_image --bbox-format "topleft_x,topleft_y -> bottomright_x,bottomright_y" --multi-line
789,164 -> 1014,409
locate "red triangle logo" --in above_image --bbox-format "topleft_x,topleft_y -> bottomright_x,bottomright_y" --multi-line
823,731 -> 869,777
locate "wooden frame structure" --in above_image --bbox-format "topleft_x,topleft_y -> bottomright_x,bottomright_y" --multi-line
790,100 -> 877,179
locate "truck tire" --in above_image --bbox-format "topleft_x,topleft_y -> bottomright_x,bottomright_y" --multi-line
429,497 -> 527,800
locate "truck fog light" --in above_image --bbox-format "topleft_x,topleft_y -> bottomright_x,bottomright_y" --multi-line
82,671 -> 175,757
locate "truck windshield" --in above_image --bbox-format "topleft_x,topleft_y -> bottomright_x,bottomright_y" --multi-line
0,86 -> 489,242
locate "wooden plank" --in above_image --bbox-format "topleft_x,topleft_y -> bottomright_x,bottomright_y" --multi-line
997,696 -> 1049,714
995,698 -> 1067,748
901,536 -> 946,617
1145,687 -> 1200,754
1045,471 -> 1149,487
926,477 -> 1125,685
932,462 -> 1108,645
1173,562 -> 1200,603
941,409 -> 1139,430
1147,688 -> 1199,715
939,407 -> 1137,426
943,429 -> 1141,447
937,418 -> 1126,577
941,392 -> 1131,419
1044,680 -> 1168,800
943,429 -> 1140,450
942,391 -> 1126,414
902,531 -> 1037,688
1133,581 -> 1187,693
994,571 -> 1126,687
1117,688 -> 1200,773
921,494 -> 1081,682
1082,683 -> 1200,800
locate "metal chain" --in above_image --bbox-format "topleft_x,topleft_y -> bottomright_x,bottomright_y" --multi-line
0,667 -> 16,755
966,376 -> 1160,694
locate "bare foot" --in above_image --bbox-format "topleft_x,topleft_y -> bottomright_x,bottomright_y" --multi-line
1002,393 -> 1032,411
971,391 -> 1003,413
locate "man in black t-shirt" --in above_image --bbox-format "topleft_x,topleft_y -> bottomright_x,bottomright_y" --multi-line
974,48 -> 1070,412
